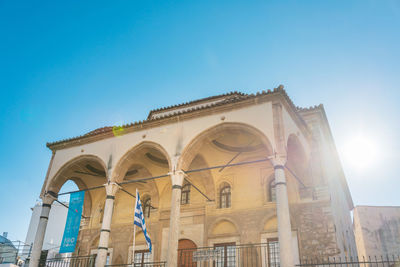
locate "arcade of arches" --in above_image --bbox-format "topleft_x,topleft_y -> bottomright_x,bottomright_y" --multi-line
29,90 -> 357,267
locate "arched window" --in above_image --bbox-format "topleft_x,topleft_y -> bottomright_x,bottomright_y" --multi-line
269,180 -> 276,202
143,197 -> 151,218
220,183 -> 231,208
181,183 -> 191,205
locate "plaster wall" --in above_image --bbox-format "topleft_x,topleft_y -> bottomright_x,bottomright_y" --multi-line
353,206 -> 400,257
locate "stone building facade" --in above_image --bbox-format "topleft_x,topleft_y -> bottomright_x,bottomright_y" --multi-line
353,206 -> 400,258
29,87 -> 357,267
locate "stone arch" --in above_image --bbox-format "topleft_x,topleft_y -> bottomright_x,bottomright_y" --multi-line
263,216 -> 278,232
112,141 -> 172,182
178,122 -> 274,171
259,211 -> 297,234
46,154 -> 107,193
112,141 -> 171,212
184,153 -> 215,203
45,154 -> 107,218
287,133 -> 311,187
208,217 -> 240,236
287,134 -> 309,166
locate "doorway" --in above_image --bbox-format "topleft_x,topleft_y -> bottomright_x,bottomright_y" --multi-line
178,239 -> 197,267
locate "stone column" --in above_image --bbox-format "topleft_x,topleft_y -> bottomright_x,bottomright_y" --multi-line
95,183 -> 119,267
166,170 -> 185,267
29,193 -> 55,267
271,157 -> 294,267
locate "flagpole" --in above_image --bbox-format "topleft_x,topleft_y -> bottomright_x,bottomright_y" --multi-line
132,189 -> 138,266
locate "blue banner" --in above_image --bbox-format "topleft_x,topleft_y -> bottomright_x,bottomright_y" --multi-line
60,191 -> 85,253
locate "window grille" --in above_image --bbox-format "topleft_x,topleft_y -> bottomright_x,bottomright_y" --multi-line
181,183 -> 191,205
220,184 -> 231,208
269,180 -> 276,202
143,198 -> 151,218
214,243 -> 236,267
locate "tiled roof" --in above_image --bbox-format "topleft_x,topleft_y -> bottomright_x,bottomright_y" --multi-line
85,126 -> 113,136
147,91 -> 246,119
46,85 -> 313,149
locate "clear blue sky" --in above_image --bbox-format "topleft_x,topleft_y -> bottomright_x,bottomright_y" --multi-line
0,0 -> 399,241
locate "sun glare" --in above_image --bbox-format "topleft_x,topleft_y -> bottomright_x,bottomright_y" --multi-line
342,135 -> 380,171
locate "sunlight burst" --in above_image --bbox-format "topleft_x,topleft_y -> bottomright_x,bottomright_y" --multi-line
343,135 -> 380,171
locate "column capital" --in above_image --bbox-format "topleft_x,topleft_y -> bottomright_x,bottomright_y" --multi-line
268,154 -> 287,167
168,170 -> 186,187
104,182 -> 120,196
42,191 -> 57,205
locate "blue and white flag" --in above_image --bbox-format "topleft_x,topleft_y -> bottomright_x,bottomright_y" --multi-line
134,190 -> 152,252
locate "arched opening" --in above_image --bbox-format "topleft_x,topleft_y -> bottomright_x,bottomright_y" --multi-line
47,155 -> 107,195
58,180 -> 79,203
287,134 -> 308,177
178,239 -> 197,267
45,155 -> 107,243
210,219 -> 239,236
287,134 -> 311,199
110,142 -> 170,247
179,123 -> 274,208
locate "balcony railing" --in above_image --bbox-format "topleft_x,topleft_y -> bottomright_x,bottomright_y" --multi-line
106,262 -> 166,267
297,255 -> 400,267
178,243 -> 276,267
40,255 -> 96,267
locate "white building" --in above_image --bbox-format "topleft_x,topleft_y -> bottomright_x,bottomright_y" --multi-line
25,202 -> 67,257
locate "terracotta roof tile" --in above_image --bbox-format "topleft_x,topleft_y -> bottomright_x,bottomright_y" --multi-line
46,85 -> 309,149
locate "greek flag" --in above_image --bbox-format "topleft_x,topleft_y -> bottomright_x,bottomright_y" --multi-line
134,190 -> 152,252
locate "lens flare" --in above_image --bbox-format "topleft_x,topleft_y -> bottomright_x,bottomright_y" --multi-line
342,135 -> 380,172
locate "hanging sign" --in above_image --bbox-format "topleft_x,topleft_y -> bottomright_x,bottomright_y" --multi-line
59,191 -> 85,253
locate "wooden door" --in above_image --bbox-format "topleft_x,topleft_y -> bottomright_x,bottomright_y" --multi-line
178,239 -> 197,267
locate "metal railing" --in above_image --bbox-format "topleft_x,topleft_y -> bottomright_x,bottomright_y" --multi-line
106,262 -> 166,267
178,243 -> 276,267
41,255 -> 96,267
298,255 -> 400,267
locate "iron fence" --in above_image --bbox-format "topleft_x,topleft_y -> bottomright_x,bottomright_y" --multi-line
178,243 -> 277,267
106,262 -> 166,267
298,255 -> 400,267
41,255 -> 96,267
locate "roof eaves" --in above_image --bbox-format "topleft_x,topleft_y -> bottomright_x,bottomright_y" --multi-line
146,91 -> 247,120
47,86 -> 307,150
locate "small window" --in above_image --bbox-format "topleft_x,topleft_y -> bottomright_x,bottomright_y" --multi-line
269,180 -> 276,202
267,238 -> 280,267
143,197 -> 151,218
214,242 -> 236,267
134,250 -> 151,266
220,183 -> 231,208
181,183 -> 191,205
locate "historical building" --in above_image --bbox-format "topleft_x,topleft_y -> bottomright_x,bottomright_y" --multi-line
353,206 -> 400,258
29,86 -> 357,267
